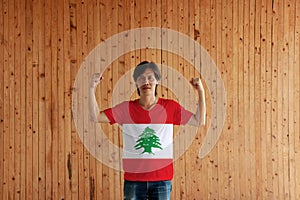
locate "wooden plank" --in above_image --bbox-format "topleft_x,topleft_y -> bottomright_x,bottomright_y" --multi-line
25,0 -> 34,198
265,0 -> 274,198
86,1 -> 98,200
271,0 -> 279,198
2,0 -> 10,199
79,0 -> 91,199
150,0 -> 159,66
234,0 -> 244,197
69,0 -> 79,198
276,0 -> 285,198
8,0 -> 16,198
0,0 -> 4,196
13,0 -> 23,198
44,0 -> 53,198
19,0 -> 27,198
248,0 -> 257,197
51,0 -> 59,198
294,1 -> 300,199
287,0 -> 296,199
69,0 -> 80,198
210,0 -> 223,199
237,0 -> 245,197
141,0 -> 151,60
57,0 -> 65,198
37,0 -> 46,199
92,0 -> 101,196
32,0 -> 40,198
223,0 -> 232,198
220,1 -> 232,198
231,0 -> 239,199
254,0 -> 262,198
207,0 -> 219,198
129,0 -> 136,96
225,0 -> 239,199
63,0 -> 72,199
259,0 -> 268,198
50,0 -> 59,198
243,0 -> 251,198
160,0 -> 167,99
282,0 -> 290,198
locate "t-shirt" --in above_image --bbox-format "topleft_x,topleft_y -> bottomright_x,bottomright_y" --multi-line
103,98 -> 193,181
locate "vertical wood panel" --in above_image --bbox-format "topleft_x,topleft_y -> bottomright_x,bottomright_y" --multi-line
295,1 -> 300,199
271,0 -> 279,198
231,0 -> 239,198
288,1 -> 296,199
69,0 -> 79,198
254,0 -> 262,198
282,0 -> 290,198
1,0 -> 300,199
25,0 -> 34,199
44,0 -> 52,198
37,0 -> 46,199
0,0 -> 4,196
14,0 -> 22,198
8,0 -> 15,199
19,0 -> 27,198
248,0 -> 256,197
2,0 -> 9,199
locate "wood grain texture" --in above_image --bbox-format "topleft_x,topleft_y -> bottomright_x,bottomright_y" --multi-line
1,0 -> 300,199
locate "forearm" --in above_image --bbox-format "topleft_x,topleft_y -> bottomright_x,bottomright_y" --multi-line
197,89 -> 206,125
89,87 -> 100,122
188,88 -> 206,126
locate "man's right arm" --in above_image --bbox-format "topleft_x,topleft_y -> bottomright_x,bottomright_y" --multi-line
89,73 -> 110,123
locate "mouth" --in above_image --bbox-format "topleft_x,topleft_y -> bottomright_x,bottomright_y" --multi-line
143,86 -> 151,89
141,85 -> 152,90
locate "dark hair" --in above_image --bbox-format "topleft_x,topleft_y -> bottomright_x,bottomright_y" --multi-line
133,61 -> 161,96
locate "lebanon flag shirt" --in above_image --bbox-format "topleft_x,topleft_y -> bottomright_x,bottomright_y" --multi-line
103,98 -> 193,181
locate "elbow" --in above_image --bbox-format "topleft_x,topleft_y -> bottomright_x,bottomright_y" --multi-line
89,114 -> 99,123
199,118 -> 206,126
198,114 -> 206,126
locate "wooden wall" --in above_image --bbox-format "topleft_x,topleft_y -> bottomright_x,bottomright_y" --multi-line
1,0 -> 300,199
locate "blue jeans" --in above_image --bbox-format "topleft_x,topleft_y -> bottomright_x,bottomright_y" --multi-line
124,180 -> 172,200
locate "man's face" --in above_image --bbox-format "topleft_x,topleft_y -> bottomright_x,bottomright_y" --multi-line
136,68 -> 158,96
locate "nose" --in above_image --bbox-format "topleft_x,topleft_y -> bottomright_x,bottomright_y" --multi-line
144,78 -> 150,84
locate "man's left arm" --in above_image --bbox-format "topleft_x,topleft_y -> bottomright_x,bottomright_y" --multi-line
187,78 -> 206,126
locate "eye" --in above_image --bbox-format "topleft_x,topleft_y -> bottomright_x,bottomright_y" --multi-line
137,76 -> 146,82
148,76 -> 155,82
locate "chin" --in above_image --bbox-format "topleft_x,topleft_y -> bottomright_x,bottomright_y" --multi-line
141,90 -> 154,96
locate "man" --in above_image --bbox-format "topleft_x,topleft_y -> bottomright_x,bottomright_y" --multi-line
89,61 -> 206,200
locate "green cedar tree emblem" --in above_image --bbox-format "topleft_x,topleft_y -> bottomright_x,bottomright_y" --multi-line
134,126 -> 163,154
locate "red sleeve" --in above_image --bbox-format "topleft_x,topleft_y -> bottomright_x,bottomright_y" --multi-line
172,100 -> 193,125
103,108 -> 116,124
103,101 -> 131,125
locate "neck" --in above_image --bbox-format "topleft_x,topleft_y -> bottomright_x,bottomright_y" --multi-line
139,95 -> 157,110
